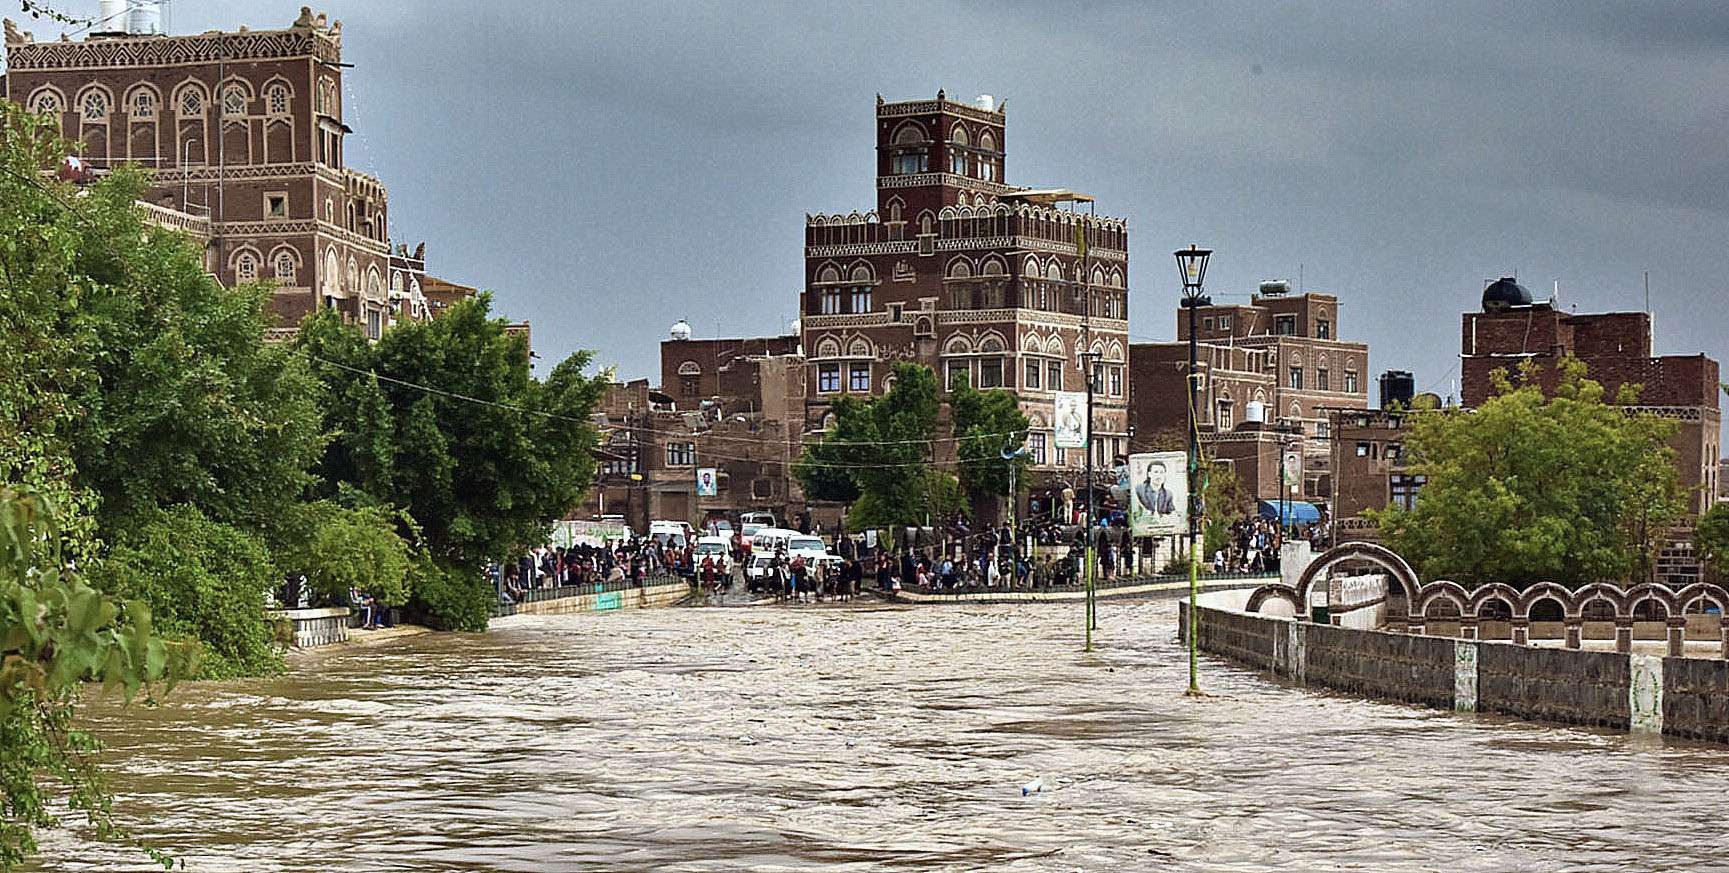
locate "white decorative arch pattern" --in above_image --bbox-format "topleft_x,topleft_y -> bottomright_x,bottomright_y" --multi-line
943,335 -> 974,355
945,257 -> 973,279
27,85 -> 65,115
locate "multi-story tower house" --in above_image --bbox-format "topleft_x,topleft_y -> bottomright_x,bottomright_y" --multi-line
801,92 -> 1131,502
4,9 -> 391,334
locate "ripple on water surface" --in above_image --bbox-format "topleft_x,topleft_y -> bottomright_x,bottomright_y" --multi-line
32,601 -> 1729,872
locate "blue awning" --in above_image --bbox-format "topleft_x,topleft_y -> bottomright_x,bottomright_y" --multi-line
1257,499 -> 1321,524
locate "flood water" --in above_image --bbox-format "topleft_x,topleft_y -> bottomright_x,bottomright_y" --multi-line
37,599 -> 1729,872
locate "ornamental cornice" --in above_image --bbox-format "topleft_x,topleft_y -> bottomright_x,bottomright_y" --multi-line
1016,236 -> 1128,263
149,162 -> 322,183
876,172 -> 1018,196
937,236 -> 1012,251
801,313 -> 894,330
5,28 -> 338,70
877,99 -> 1004,124
804,241 -> 918,259
215,219 -> 317,235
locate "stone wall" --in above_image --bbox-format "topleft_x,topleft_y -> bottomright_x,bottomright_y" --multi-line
1185,591 -> 1729,744
1662,657 -> 1729,743
500,580 -> 692,617
1476,641 -> 1630,730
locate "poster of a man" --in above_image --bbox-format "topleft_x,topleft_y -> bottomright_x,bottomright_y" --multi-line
1053,391 -> 1088,448
695,467 -> 718,497
1128,451 -> 1188,537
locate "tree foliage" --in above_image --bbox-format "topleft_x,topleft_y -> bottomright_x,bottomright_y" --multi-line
948,375 -> 1031,500
0,490 -> 193,871
1372,358 -> 1684,588
268,501 -> 413,608
793,362 -> 966,529
1696,503 -> 1729,579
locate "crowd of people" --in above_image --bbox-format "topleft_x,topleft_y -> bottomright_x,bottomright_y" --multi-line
494,538 -> 697,604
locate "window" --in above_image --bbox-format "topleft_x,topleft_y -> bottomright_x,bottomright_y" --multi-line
817,363 -> 840,393
1316,319 -> 1332,339
81,91 -> 108,121
980,161 -> 996,182
1217,400 -> 1233,430
891,152 -> 928,175
946,360 -> 969,390
849,286 -> 872,313
1317,421 -> 1330,438
1356,442 -> 1370,458
979,358 -> 1003,389
979,285 -> 1002,308
753,478 -> 773,498
1316,368 -> 1330,391
1047,361 -> 1063,392
848,362 -> 871,392
1344,371 -> 1359,394
222,85 -> 247,116
1386,443 -> 1403,461
1024,359 -> 1041,390
273,251 -> 296,282
1030,432 -> 1048,465
1274,314 -> 1296,336
130,90 -> 155,118
951,151 -> 967,174
1203,316 -> 1215,330
1219,314 -> 1232,330
888,303 -> 904,323
178,88 -> 203,117
266,193 -> 288,219
31,91 -> 61,115
666,442 -> 695,466
365,308 -> 383,340
1289,367 -> 1303,390
266,84 -> 290,115
949,286 -> 971,309
1391,474 -> 1426,511
819,289 -> 841,315
234,252 -> 258,281
1109,366 -> 1123,397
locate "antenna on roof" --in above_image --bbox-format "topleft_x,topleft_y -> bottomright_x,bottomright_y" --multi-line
1644,270 -> 1650,314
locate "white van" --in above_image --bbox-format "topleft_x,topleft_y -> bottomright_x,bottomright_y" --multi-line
752,528 -> 840,567
648,520 -> 693,546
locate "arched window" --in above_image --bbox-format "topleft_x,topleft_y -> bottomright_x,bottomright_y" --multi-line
222,84 -> 248,116
29,88 -> 63,116
265,83 -> 290,115
234,250 -> 259,281
273,250 -> 297,282
366,267 -> 383,301
127,86 -> 157,119
893,123 -> 926,145
946,258 -> 973,279
177,84 -> 205,117
346,257 -> 359,294
390,271 -> 404,297
80,89 -> 109,122
949,124 -> 970,147
323,247 -> 340,293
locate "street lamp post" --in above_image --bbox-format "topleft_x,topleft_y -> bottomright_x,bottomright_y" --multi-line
1174,244 -> 1213,697
1079,350 -> 1102,647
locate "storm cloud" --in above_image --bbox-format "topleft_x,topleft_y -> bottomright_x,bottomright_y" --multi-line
33,2 -> 1729,422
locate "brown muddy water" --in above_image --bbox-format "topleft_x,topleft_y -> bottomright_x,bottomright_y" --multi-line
33,600 -> 1729,872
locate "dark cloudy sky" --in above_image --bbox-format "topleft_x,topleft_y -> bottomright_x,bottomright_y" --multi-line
37,2 -> 1729,426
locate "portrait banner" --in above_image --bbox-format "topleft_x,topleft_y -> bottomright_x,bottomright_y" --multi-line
1127,451 -> 1189,537
695,467 -> 719,497
1053,391 -> 1088,449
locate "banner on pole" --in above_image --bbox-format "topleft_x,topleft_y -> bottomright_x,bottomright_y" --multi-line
1127,451 -> 1189,537
1053,391 -> 1088,449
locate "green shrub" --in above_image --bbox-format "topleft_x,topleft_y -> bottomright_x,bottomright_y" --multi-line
269,500 -> 412,607
94,506 -> 283,679
407,558 -> 492,632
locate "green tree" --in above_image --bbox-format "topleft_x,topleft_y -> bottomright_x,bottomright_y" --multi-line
0,490 -> 193,871
95,507 -> 283,679
1372,358 -> 1684,588
1696,503 -> 1729,579
268,501 -> 413,608
793,362 -> 959,530
948,375 -> 1031,505
294,299 -> 606,627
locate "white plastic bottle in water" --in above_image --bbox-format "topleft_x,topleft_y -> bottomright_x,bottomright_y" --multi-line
1021,777 -> 1044,796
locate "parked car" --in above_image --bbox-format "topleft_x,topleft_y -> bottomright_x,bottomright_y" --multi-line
738,511 -> 778,530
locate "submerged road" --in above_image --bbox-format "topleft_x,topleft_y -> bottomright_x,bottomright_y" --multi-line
38,600 -> 1729,872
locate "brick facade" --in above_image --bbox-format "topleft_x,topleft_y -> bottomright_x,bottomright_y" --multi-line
1461,305 -> 1721,515
802,93 -> 1132,485
5,10 -> 392,333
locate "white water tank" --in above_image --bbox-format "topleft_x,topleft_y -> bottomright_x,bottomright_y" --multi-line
669,320 -> 692,341
128,1 -> 163,35
1245,401 -> 1267,424
976,94 -> 994,112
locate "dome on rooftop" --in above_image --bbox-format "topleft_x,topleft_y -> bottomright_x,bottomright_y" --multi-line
1482,277 -> 1532,312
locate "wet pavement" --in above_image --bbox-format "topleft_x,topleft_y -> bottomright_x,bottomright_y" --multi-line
35,599 -> 1729,872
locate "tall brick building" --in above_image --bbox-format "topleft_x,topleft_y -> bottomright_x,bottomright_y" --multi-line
801,92 -> 1131,494
1130,284 -> 1370,504
1461,278 -> 1721,515
5,9 -> 394,334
